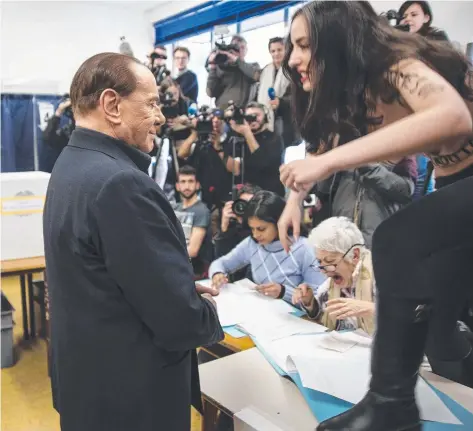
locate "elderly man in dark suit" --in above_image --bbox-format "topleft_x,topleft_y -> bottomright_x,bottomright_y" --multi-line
43,52 -> 224,431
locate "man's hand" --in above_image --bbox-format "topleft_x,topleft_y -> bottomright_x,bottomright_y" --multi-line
230,120 -> 251,137
212,273 -> 228,289
269,98 -> 280,111
326,298 -> 375,320
55,99 -> 71,117
223,50 -> 239,64
221,201 -> 236,233
256,283 -> 282,299
196,283 -> 220,297
292,283 -> 314,307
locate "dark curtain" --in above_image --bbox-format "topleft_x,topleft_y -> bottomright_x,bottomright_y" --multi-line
1,94 -> 61,173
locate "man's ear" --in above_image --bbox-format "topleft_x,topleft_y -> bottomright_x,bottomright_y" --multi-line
424,14 -> 430,24
100,89 -> 121,125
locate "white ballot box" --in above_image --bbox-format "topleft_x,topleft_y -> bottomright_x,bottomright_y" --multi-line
1,172 -> 51,260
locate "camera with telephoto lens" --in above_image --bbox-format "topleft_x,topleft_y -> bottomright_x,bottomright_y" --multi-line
380,10 -> 410,32
232,199 -> 248,217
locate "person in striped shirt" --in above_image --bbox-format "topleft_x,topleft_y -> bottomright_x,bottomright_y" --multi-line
209,190 -> 325,305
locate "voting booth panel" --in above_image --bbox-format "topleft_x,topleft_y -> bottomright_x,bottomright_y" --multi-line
1,172 -> 50,261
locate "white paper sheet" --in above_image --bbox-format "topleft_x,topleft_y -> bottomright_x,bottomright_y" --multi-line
317,330 -> 372,353
288,351 -> 462,425
239,313 -> 326,341
207,279 -> 301,327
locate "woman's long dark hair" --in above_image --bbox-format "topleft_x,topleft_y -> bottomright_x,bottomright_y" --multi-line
283,1 -> 472,154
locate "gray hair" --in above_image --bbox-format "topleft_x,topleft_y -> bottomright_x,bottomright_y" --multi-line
308,217 -> 365,261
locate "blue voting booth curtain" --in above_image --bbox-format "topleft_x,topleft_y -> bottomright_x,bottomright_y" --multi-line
1,94 -> 62,173
1,94 -> 35,173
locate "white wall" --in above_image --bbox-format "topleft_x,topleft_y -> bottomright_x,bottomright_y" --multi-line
1,1 -> 156,94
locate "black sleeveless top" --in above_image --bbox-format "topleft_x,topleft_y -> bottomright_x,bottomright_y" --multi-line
435,163 -> 473,189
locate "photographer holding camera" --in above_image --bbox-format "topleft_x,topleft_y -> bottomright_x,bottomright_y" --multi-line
148,45 -> 171,86
177,111 -> 233,211
43,94 -> 75,171
206,35 -> 260,110
224,102 -> 285,197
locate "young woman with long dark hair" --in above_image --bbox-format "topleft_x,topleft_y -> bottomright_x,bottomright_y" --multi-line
277,1 -> 473,430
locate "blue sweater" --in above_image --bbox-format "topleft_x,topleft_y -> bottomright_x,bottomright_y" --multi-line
209,237 -> 326,304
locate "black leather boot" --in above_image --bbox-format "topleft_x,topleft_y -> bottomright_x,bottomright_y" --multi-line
316,295 -> 431,431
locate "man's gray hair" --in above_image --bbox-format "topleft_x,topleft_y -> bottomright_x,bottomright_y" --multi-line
308,217 -> 365,261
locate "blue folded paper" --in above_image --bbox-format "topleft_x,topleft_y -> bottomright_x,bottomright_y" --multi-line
254,340 -> 473,430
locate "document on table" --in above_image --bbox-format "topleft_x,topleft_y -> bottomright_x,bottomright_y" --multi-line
287,349 -> 461,425
209,279 -> 299,327
317,329 -> 372,353
239,313 -> 326,341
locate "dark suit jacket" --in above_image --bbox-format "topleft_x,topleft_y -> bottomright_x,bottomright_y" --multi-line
43,127 -> 223,431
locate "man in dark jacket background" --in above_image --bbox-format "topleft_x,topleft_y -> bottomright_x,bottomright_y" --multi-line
43,52 -> 223,431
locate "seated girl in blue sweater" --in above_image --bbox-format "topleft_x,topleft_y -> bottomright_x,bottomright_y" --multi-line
209,191 -> 326,304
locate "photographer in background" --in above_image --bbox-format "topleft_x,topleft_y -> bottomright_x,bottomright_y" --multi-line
43,95 -> 75,170
178,112 -> 233,212
158,78 -> 191,202
224,102 -> 285,196
159,78 -> 190,131
174,47 -> 199,103
148,45 -> 171,85
206,35 -> 260,110
258,37 -> 297,148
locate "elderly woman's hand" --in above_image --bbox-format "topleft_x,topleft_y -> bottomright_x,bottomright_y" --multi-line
326,298 -> 375,320
292,283 -> 314,307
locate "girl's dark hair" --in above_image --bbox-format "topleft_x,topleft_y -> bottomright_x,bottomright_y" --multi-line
282,1 -> 472,154
245,191 -> 308,240
245,191 -> 286,225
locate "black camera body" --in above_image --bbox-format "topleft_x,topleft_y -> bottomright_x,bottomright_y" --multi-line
224,101 -> 246,125
151,62 -> 171,85
195,105 -> 214,135
213,41 -> 240,66
381,10 -> 410,32
160,91 -> 180,119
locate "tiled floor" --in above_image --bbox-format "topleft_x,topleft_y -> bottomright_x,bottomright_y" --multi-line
1,276 -> 201,431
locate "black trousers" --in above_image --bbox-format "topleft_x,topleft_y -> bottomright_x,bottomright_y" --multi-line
372,176 -> 473,361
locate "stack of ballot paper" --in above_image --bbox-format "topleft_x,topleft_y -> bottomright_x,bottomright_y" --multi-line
257,332 -> 462,425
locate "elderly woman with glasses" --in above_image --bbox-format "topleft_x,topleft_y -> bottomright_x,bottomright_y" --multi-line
292,217 -> 376,335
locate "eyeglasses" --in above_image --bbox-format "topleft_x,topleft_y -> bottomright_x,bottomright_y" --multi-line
316,244 -> 364,272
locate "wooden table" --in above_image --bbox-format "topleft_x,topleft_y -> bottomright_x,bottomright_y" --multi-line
1,256 -> 46,340
199,348 -> 473,431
